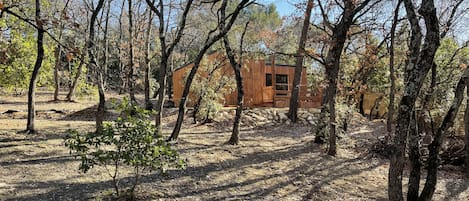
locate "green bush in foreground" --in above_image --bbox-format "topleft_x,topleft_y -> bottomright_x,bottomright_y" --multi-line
65,98 -> 185,199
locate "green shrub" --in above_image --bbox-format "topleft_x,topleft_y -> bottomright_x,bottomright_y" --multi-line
65,98 -> 185,199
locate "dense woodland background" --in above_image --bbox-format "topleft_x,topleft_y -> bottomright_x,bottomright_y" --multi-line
0,0 -> 469,200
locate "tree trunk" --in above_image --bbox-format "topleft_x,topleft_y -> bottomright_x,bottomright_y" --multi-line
465,85 -> 469,178
128,0 -> 137,104
145,0 -> 194,136
53,45 -> 62,101
224,21 -> 249,145
288,0 -> 313,123
407,110 -> 420,200
66,49 -> 85,101
144,5 -> 154,110
87,0 -> 106,133
118,0 -> 126,94
419,68 -> 469,201
387,0 -> 401,133
26,0 -> 45,134
103,0 -> 110,89
322,0 -> 358,156
169,0 -> 251,141
388,1 -> 440,200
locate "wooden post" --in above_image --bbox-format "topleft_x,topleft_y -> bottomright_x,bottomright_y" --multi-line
271,54 -> 276,106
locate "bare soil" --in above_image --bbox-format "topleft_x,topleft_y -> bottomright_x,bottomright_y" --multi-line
0,91 -> 468,201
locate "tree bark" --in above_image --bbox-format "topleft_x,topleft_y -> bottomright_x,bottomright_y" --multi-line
224,21 -> 249,145
128,0 -> 137,104
465,84 -> 469,178
87,0 -> 106,133
169,0 -> 252,141
323,0 -> 359,156
314,0 -> 374,147
387,0 -> 401,133
419,68 -> 469,201
388,0 -> 440,200
118,0 -> 126,94
144,5 -> 154,110
66,48 -> 85,101
145,0 -> 194,135
53,45 -> 62,101
288,0 -> 313,123
25,0 -> 45,133
407,110 -> 420,200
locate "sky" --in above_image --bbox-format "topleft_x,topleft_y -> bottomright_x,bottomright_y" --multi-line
260,0 -> 298,17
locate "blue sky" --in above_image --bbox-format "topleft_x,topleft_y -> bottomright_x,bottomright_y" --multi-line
261,0 -> 298,16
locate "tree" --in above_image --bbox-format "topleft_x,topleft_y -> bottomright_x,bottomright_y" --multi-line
86,0 -> 106,133
466,82 -> 469,178
388,0 -> 441,200
314,0 -> 380,156
127,0 -> 137,104
145,0 -> 194,135
288,0 -> 313,123
386,0 -> 401,133
223,21 -> 249,145
144,3 -> 154,110
169,0 -> 254,141
1,0 -> 46,133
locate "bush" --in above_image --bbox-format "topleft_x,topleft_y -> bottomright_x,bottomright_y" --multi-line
65,98 -> 185,199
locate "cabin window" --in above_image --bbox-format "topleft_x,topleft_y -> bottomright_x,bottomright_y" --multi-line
275,74 -> 288,91
266,74 -> 272,86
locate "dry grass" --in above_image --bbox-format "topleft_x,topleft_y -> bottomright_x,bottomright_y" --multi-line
0,91 -> 468,201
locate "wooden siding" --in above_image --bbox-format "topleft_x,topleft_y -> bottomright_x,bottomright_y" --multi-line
172,53 -> 323,108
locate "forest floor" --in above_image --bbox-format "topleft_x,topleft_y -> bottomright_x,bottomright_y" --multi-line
0,91 -> 468,201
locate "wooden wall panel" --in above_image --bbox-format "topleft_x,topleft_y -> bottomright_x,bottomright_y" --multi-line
172,54 -> 323,108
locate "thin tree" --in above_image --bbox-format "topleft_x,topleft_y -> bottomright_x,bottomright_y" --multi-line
1,0 -> 46,133
53,1 -> 71,101
128,0 -> 137,104
86,0 -> 106,133
25,0 -> 45,133
145,0 -> 193,135
386,0 -> 401,134
169,0 -> 254,141
288,0 -> 313,123
223,20 -> 250,145
465,81 -> 469,178
144,3 -> 154,110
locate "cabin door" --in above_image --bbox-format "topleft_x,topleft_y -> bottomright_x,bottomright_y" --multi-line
263,86 -> 274,103
263,73 -> 274,103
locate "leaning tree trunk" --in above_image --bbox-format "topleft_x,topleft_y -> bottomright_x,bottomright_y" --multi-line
419,68 -> 469,201
66,49 -> 85,101
26,0 -> 45,134
145,0 -> 194,135
169,0 -> 251,141
288,0 -> 313,123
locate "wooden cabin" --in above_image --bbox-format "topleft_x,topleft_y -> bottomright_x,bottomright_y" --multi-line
172,53 -> 322,108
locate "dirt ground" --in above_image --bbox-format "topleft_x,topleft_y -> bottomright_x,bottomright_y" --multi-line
0,91 -> 468,201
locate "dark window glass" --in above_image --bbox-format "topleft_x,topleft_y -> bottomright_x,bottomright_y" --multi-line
266,74 -> 272,86
275,74 -> 288,91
